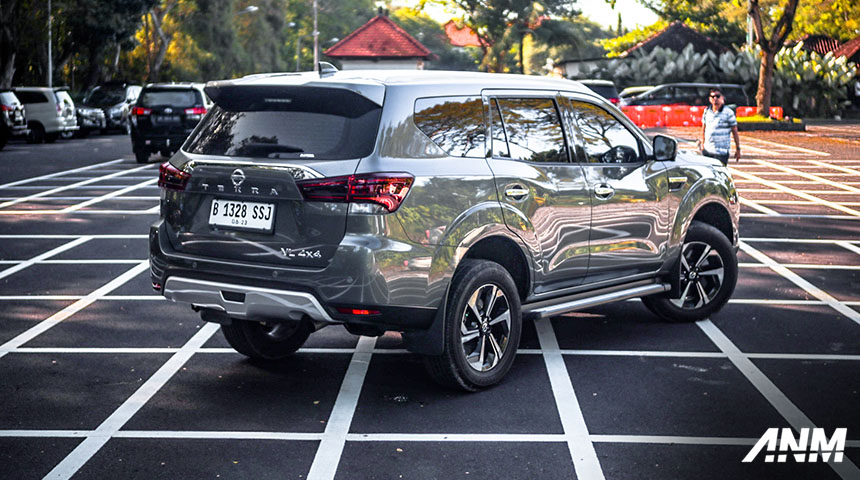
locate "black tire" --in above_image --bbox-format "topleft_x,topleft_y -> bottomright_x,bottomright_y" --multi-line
160,150 -> 171,158
134,150 -> 149,163
0,133 -> 7,150
642,221 -> 738,322
75,129 -> 90,139
423,259 -> 522,391
45,132 -> 59,143
221,319 -> 313,361
26,123 -> 45,144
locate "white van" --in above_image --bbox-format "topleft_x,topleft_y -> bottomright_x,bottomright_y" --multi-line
13,87 -> 78,143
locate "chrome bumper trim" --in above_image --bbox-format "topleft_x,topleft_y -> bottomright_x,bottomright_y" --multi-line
163,276 -> 337,323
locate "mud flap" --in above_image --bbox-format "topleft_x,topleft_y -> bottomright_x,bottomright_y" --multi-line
401,286 -> 449,355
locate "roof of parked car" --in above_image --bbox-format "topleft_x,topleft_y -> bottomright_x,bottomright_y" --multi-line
214,70 -> 593,94
143,82 -> 205,89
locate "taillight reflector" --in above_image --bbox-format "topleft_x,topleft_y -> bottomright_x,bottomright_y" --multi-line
133,106 -> 152,116
184,106 -> 207,115
158,162 -> 191,191
336,307 -> 381,316
0,104 -> 11,112
296,173 -> 413,213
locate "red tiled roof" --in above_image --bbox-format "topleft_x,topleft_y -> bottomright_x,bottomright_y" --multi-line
444,20 -> 485,47
324,15 -> 431,59
790,34 -> 841,55
834,35 -> 860,62
622,21 -> 729,57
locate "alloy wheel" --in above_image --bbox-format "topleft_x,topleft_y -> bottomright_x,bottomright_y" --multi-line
672,241 -> 725,309
460,284 -> 511,372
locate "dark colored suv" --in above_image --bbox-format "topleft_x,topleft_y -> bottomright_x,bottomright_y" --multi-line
150,70 -> 740,391
130,83 -> 210,163
0,90 -> 28,150
621,83 -> 750,108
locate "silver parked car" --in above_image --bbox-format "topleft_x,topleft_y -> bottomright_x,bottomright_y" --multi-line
150,68 -> 740,391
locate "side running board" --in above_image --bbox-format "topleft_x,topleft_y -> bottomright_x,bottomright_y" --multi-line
523,283 -> 670,319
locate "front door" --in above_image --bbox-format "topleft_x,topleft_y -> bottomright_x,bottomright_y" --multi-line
484,92 -> 591,295
562,96 -> 669,284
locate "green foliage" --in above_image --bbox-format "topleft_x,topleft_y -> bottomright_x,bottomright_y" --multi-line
639,0 -> 746,47
390,8 -> 480,71
574,43 -> 856,117
790,0 -> 860,43
600,21 -> 668,57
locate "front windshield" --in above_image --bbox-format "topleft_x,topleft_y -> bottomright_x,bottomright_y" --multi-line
85,87 -> 124,105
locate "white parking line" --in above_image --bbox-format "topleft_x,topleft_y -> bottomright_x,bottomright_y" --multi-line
0,196 -> 159,201
806,159 -> 860,177
0,262 -> 150,358
739,242 -> 860,327
742,238 -> 860,244
306,336 -> 376,480
535,318 -> 606,480
730,169 -> 860,217
697,320 -> 860,480
739,197 -> 780,215
740,213 -> 860,220
742,137 -> 830,156
0,234 -> 148,239
0,159 -> 125,190
60,178 -> 159,213
43,322 -> 220,480
0,209 -> 164,217
752,159 -> 860,195
836,241 -> 860,257
741,263 -> 860,270
0,237 -> 91,281
0,259 -> 144,265
0,164 -> 155,209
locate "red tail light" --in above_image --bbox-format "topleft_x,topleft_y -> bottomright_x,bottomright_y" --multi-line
184,106 -> 207,115
132,106 -> 152,116
158,162 -> 191,191
296,173 -> 413,213
0,104 -> 11,112
609,97 -> 620,105
336,307 -> 381,316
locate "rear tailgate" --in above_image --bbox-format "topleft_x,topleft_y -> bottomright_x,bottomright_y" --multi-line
161,84 -> 383,268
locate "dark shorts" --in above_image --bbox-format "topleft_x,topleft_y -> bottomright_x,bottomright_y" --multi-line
703,150 -> 730,165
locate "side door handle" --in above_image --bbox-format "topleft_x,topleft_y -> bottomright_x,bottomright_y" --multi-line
593,184 -> 614,199
504,184 -> 529,201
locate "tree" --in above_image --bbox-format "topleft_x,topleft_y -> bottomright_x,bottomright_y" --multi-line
639,0 -> 746,48
391,7 -> 480,71
748,0 -> 801,116
790,0 -> 860,42
423,0 -> 579,73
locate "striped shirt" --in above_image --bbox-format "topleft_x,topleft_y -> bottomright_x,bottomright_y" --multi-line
703,106 -> 737,155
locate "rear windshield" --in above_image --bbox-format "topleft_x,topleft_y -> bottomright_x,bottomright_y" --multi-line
139,89 -> 201,108
584,84 -> 618,99
85,87 -> 124,105
185,87 -> 381,160
0,92 -> 19,105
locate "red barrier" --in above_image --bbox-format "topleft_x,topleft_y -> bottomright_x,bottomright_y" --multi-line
736,106 -> 756,117
769,106 -> 784,120
688,106 -> 704,127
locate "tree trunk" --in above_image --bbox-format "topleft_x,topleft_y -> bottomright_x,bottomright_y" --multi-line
0,0 -> 19,88
149,7 -> 172,82
518,31 -> 525,75
756,50 -> 775,117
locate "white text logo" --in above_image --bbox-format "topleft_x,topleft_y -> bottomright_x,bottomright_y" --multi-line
742,428 -> 847,463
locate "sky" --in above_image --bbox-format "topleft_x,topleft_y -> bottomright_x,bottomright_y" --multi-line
392,1 -> 660,30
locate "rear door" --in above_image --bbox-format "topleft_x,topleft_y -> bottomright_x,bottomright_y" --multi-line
163,85 -> 383,268
54,91 -> 76,128
484,91 -> 591,294
137,88 -> 204,136
562,95 -> 669,283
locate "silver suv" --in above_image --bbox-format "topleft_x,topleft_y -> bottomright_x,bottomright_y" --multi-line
150,69 -> 739,391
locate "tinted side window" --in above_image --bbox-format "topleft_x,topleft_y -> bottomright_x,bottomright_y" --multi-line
569,100 -> 641,164
496,98 -> 567,163
490,99 -> 509,158
16,91 -> 48,104
413,96 -> 485,158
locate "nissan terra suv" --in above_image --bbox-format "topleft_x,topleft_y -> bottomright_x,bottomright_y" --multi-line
150,69 -> 740,391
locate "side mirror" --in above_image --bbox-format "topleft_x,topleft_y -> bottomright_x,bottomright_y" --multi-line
653,134 -> 677,162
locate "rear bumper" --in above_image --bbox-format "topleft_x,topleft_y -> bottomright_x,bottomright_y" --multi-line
149,220 -> 441,332
163,276 -> 337,324
133,132 -> 191,151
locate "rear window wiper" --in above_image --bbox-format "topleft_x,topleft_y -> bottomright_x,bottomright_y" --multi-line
233,143 -> 304,157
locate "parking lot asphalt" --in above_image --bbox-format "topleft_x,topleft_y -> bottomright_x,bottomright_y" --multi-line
1,128 -> 859,479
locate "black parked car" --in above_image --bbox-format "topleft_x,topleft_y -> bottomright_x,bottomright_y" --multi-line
621,83 -> 751,108
130,83 -> 211,163
81,82 -> 142,133
0,90 -> 28,150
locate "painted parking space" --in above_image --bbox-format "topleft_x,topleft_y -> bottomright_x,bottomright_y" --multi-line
1,133 -> 859,479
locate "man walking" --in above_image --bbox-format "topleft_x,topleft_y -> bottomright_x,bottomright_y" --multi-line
698,87 -> 741,164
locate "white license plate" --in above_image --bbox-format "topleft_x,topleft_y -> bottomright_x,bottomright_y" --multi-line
155,114 -> 180,124
209,199 -> 275,232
